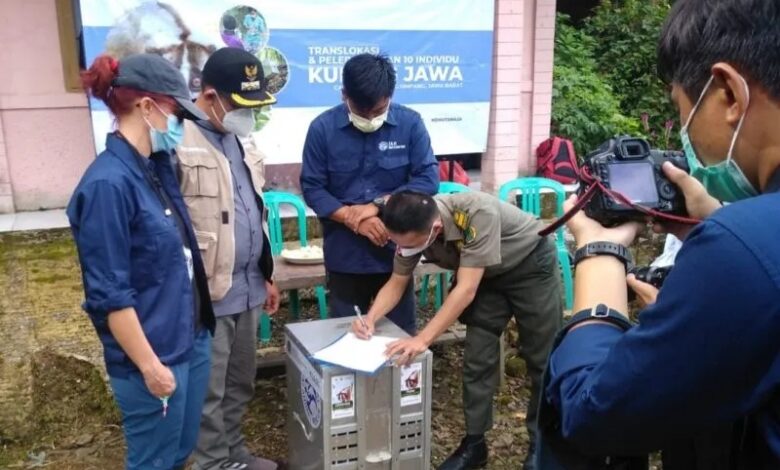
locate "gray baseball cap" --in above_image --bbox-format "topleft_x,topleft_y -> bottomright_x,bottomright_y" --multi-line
112,53 -> 208,121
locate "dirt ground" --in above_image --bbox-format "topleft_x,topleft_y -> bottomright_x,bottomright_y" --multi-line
0,227 -> 665,469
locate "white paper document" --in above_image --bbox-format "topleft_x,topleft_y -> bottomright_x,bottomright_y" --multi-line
312,333 -> 397,373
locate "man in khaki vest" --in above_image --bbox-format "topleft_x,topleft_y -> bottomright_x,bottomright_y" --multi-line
176,47 -> 280,470
352,190 -> 563,470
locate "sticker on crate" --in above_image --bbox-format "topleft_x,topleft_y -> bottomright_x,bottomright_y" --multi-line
401,363 -> 423,406
287,339 -> 322,394
331,374 -> 356,420
300,372 -> 322,429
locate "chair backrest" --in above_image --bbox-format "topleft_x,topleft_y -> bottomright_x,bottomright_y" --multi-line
498,177 -> 566,218
262,191 -> 308,255
438,181 -> 471,194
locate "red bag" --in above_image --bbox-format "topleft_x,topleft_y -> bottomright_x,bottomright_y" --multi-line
438,160 -> 470,185
536,137 -> 579,184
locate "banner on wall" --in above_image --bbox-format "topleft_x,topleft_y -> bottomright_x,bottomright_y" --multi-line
79,0 -> 495,164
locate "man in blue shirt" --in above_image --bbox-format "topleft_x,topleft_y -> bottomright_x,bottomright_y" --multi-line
540,1 -> 780,468
300,53 -> 439,333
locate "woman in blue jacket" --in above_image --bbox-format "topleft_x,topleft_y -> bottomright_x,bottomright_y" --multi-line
68,53 -> 216,470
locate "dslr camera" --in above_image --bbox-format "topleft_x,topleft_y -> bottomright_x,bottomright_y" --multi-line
628,265 -> 671,289
627,265 -> 672,302
580,136 -> 689,226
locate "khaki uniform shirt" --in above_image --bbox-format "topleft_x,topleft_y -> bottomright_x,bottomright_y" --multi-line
393,192 -> 544,278
176,120 -> 269,302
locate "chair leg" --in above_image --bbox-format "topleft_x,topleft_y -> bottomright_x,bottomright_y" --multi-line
419,275 -> 430,307
289,290 -> 301,319
434,274 -> 443,310
562,261 -> 574,311
315,285 -> 328,319
259,311 -> 271,344
558,249 -> 574,311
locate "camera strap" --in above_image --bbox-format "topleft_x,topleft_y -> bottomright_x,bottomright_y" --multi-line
539,167 -> 700,237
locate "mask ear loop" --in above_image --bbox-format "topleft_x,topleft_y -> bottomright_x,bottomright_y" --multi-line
683,75 -> 715,131
209,93 -> 229,126
726,75 -> 750,163
149,100 -> 173,132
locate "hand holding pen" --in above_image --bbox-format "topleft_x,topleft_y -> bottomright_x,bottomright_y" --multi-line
352,305 -> 375,340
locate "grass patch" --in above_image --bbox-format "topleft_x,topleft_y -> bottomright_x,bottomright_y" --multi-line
31,350 -> 120,440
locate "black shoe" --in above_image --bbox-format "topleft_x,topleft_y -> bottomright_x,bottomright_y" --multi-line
437,435 -> 488,470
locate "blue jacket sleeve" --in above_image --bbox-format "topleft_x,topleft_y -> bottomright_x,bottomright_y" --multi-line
546,220 -> 780,455
395,115 -> 439,195
300,120 -> 344,217
68,180 -> 137,321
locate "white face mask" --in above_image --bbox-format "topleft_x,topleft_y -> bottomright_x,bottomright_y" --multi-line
213,94 -> 256,137
398,223 -> 438,257
347,101 -> 389,133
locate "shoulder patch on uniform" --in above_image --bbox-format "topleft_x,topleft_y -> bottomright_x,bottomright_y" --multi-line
452,209 -> 477,244
464,226 -> 477,243
452,209 -> 470,231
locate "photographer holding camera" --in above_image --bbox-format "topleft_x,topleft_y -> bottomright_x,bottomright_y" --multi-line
538,0 -> 780,468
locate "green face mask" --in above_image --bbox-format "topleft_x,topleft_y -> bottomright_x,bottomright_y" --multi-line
680,75 -> 758,202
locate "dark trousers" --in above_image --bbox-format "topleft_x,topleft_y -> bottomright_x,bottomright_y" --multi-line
459,238 -> 563,443
327,271 -> 417,335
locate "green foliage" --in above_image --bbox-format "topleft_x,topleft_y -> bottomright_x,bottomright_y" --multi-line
552,14 -> 641,157
584,0 -> 679,149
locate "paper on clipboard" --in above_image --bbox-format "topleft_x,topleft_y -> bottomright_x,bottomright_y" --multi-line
312,333 -> 397,373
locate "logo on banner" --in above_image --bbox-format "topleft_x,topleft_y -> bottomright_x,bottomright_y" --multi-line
378,141 -> 407,152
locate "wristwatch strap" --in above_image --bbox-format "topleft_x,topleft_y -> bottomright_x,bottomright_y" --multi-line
372,197 -> 386,215
564,304 -> 634,334
573,241 -> 633,269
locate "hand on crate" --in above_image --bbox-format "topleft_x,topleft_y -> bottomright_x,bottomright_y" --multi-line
385,336 -> 429,367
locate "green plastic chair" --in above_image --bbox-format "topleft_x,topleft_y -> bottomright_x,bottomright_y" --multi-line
258,191 -> 328,343
419,182 -> 472,309
438,181 -> 471,194
498,177 -> 574,310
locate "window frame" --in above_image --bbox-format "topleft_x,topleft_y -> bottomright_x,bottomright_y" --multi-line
55,0 -> 84,93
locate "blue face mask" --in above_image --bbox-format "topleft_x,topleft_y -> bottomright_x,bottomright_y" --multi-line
144,102 -> 184,153
680,75 -> 757,202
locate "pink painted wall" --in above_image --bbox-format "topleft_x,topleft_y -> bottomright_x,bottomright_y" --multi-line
482,0 -> 556,193
0,0 -> 95,213
0,0 -> 556,213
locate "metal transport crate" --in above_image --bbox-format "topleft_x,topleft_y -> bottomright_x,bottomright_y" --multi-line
286,317 -> 433,470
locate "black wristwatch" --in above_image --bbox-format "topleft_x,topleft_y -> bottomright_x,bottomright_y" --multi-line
573,241 -> 633,270
372,197 -> 386,215
564,304 -> 634,334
